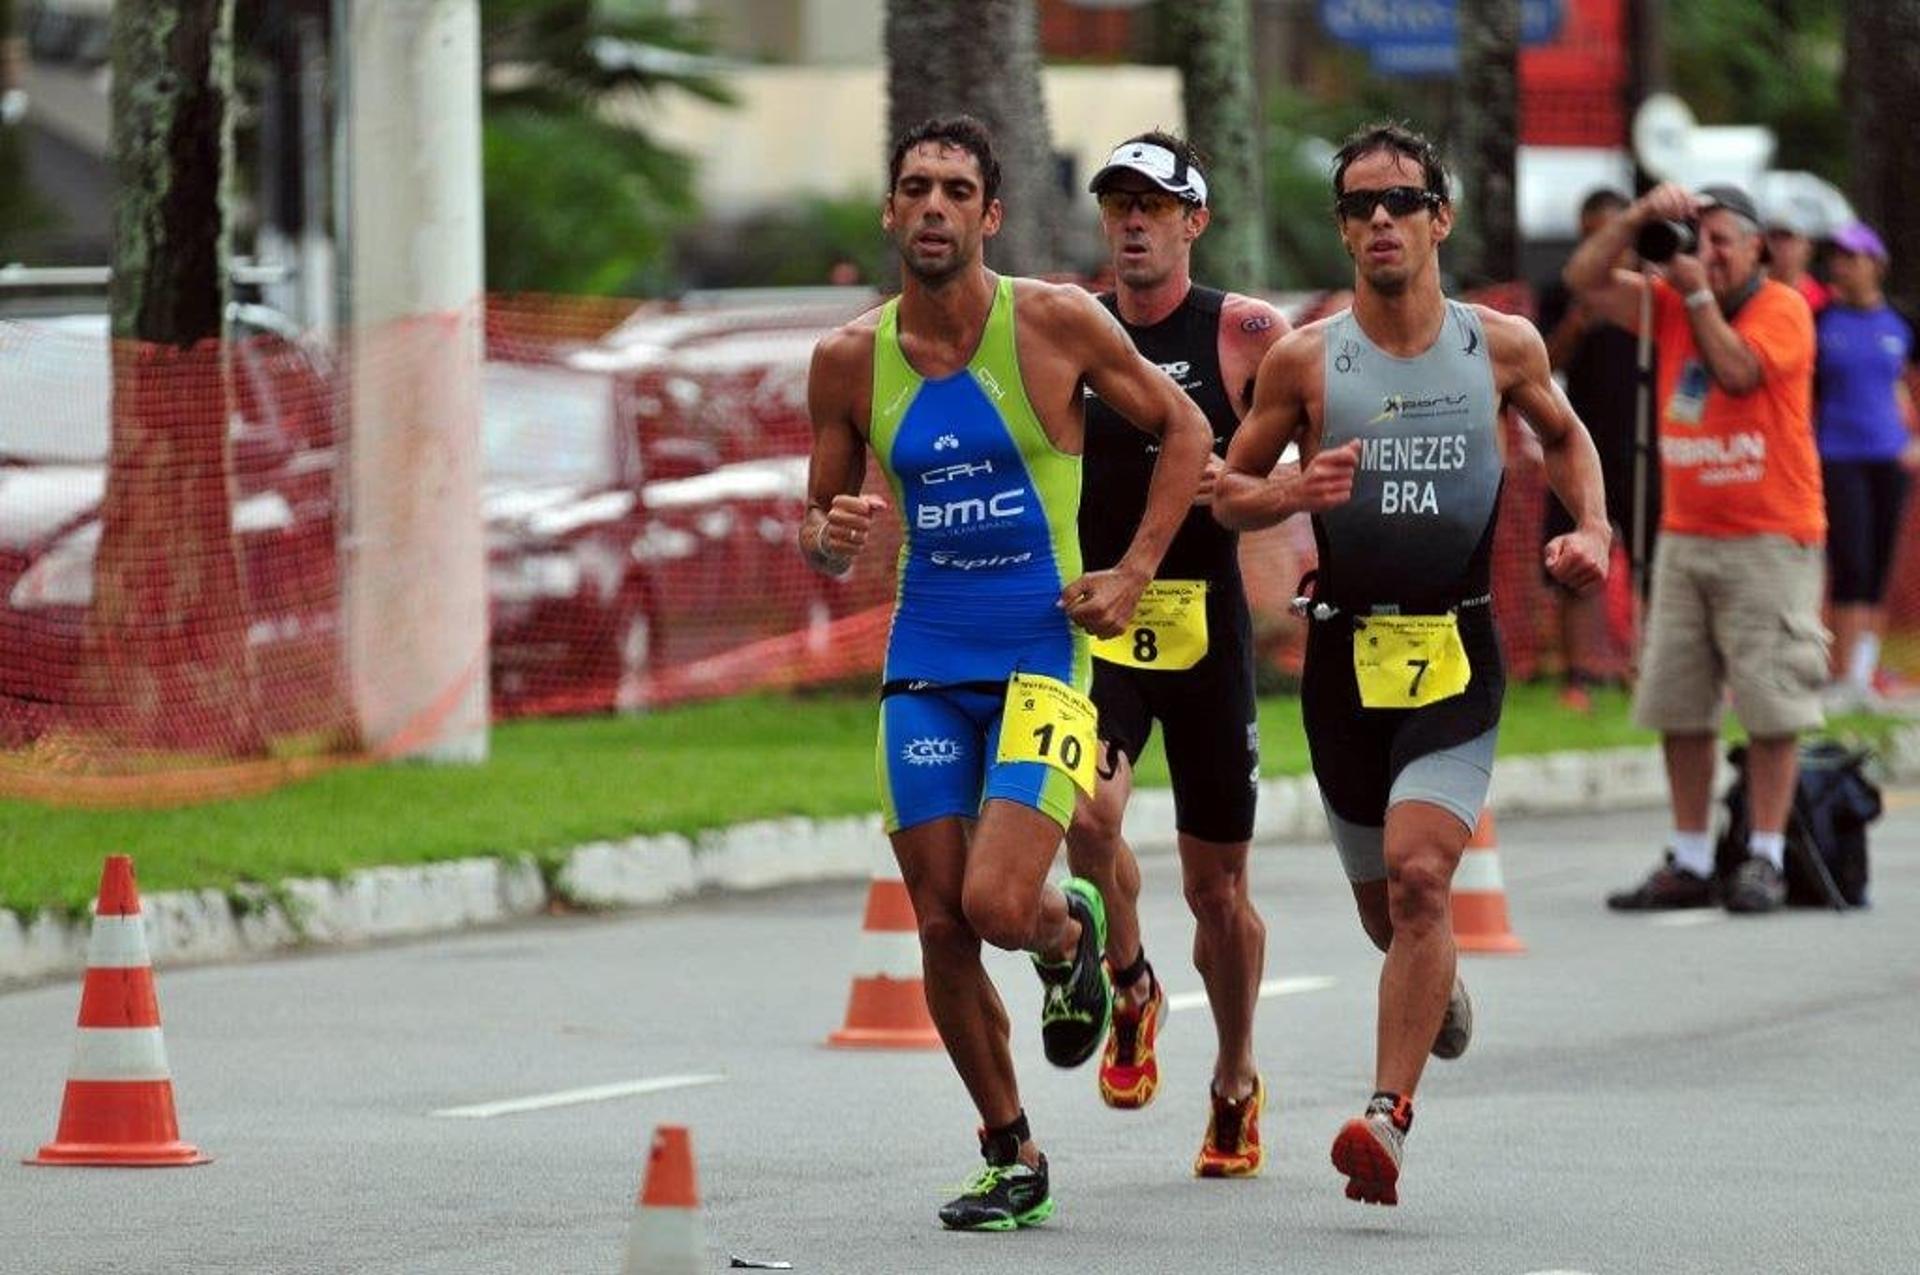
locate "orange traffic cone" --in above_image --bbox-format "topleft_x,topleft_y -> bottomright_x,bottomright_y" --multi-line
1452,810 -> 1527,955
27,856 -> 211,1167
621,1125 -> 705,1275
826,866 -> 940,1049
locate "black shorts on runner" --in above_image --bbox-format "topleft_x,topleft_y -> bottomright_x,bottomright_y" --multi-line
1092,585 -> 1258,844
1301,602 -> 1506,880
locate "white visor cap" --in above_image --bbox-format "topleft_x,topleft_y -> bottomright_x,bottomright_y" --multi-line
1088,141 -> 1208,207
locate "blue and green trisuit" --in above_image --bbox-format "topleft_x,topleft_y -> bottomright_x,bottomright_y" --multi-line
870,276 -> 1089,833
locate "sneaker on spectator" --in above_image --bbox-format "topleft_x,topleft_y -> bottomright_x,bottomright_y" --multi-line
1605,853 -> 1716,911
1724,855 -> 1786,914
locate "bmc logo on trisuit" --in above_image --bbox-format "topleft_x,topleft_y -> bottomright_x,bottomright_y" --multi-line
916,489 -> 1028,530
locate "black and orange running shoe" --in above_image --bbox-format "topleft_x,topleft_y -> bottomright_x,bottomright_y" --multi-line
1331,1092 -> 1412,1206
1097,966 -> 1165,1109
1192,1074 -> 1265,1178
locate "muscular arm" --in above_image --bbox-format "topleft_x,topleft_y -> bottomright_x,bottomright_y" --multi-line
1677,289 -> 1764,394
1488,311 -> 1611,591
1562,210 -> 1647,335
1219,293 -> 1292,414
1215,328 -> 1355,530
1070,293 -> 1213,581
800,328 -> 873,577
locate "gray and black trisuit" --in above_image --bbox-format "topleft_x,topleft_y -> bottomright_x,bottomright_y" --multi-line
1301,300 -> 1507,882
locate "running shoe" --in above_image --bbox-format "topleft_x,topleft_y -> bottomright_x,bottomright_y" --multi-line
1605,852 -> 1716,910
1032,877 -> 1112,1069
937,1154 -> 1054,1231
1430,973 -> 1473,1060
1724,854 -> 1786,914
1097,964 -> 1165,1109
1330,1093 -> 1411,1206
1193,1074 -> 1265,1178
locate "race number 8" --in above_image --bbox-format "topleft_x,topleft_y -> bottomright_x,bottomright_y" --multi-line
1132,628 -> 1158,663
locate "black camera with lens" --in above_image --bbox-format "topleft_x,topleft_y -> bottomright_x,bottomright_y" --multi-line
1635,218 -> 1698,263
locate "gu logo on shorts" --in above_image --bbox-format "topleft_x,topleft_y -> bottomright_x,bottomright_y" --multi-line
902,737 -> 963,766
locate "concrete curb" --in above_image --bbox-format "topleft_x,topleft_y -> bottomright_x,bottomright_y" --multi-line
6,730 -> 1917,990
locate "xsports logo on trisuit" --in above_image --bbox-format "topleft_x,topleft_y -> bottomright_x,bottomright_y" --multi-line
1368,392 -> 1469,425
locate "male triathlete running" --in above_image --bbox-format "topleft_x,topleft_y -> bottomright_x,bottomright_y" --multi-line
1215,122 -> 1610,1206
802,115 -> 1211,1231
1066,131 -> 1289,1176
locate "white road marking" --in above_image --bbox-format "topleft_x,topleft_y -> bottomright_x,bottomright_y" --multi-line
1166,975 -> 1336,1013
430,1072 -> 726,1119
1648,911 -> 1724,928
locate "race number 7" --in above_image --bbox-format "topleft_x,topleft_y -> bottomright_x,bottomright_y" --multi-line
1407,658 -> 1429,697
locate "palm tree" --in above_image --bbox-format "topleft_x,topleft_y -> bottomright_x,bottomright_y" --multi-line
95,0 -> 264,754
1454,0 -> 1520,288
480,0 -> 734,293
1169,0 -> 1268,288
885,0 -> 1061,276
1844,3 -> 1920,308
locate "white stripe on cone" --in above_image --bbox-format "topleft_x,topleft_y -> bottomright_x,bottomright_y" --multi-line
849,929 -> 923,980
622,1206 -> 705,1275
1455,848 -> 1506,892
84,915 -> 152,969
67,1027 -> 173,1083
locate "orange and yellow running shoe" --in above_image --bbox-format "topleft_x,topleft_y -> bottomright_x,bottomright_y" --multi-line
1097,967 -> 1164,1109
1193,1074 -> 1265,1178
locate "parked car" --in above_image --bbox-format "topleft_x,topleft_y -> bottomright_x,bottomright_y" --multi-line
0,312 -> 344,745
483,353 -> 855,716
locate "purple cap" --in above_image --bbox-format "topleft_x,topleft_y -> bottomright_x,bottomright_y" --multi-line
1832,221 -> 1889,261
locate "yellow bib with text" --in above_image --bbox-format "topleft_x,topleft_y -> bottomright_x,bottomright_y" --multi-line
1352,614 -> 1471,708
997,673 -> 1099,795
1090,580 -> 1209,671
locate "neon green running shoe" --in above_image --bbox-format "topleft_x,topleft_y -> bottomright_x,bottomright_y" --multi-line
938,1155 -> 1055,1231
1032,877 -> 1112,1068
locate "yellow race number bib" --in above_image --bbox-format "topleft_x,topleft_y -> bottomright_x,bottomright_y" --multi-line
997,673 -> 1099,795
1090,580 -> 1209,671
1352,614 -> 1471,709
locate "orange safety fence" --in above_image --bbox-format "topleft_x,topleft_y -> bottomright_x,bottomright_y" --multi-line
4,285 -> 1913,806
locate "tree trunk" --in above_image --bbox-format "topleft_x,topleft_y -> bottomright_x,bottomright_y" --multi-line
884,0 -> 1061,276
1170,0 -> 1268,289
1845,3 -> 1920,310
1453,0 -> 1520,288
95,0 -> 262,755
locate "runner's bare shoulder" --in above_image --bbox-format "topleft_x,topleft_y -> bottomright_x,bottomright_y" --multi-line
1011,275 -> 1113,340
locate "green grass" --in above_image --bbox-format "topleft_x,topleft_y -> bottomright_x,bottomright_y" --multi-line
0,685 -> 1892,917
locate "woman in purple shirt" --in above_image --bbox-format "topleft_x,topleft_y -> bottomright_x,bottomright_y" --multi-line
1816,221 -> 1918,702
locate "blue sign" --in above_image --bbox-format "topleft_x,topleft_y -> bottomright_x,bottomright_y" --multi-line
1319,0 -> 1564,63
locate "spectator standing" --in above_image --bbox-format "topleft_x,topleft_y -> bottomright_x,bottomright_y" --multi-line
1766,208 -> 1830,315
1566,182 -> 1825,916
1536,188 -> 1658,709
1815,221 -> 1918,704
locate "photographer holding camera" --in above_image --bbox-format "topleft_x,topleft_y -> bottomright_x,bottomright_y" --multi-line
1565,182 -> 1824,915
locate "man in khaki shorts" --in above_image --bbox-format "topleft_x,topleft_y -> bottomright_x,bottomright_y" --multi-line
1565,181 -> 1824,914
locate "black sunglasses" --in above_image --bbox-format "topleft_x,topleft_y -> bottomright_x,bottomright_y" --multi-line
1335,186 -> 1441,220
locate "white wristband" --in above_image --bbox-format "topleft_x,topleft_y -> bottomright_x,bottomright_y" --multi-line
1684,287 -> 1715,311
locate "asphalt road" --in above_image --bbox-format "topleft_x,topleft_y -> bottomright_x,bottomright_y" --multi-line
3,801 -> 1917,1275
